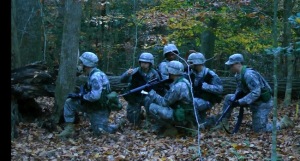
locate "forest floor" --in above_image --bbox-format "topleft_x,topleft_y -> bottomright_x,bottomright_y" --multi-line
11,97 -> 300,161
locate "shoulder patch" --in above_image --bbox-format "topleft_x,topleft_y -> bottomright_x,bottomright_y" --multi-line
91,78 -> 100,90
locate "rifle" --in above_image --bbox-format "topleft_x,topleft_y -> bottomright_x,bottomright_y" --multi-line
118,78 -> 171,97
67,84 -> 87,99
215,91 -> 246,134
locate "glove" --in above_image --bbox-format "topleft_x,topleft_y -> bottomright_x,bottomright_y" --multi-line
231,100 -> 240,107
67,93 -> 82,99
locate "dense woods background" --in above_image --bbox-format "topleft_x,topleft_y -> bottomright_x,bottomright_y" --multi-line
11,0 -> 300,160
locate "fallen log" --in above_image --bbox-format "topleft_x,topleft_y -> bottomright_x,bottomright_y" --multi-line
11,62 -> 300,100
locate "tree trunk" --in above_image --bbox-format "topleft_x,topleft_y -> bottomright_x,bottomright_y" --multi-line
271,0 -> 279,159
200,19 -> 217,68
52,0 -> 82,124
283,0 -> 294,107
11,0 -> 21,70
15,0 -> 43,66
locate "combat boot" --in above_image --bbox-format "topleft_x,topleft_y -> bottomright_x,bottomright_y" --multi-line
279,115 -> 294,129
58,123 -> 75,139
97,118 -> 127,135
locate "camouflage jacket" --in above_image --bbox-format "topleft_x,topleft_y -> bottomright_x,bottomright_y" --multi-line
148,76 -> 193,107
158,59 -> 170,80
83,68 -> 111,102
235,66 -> 272,105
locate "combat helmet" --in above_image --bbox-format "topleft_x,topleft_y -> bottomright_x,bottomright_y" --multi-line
225,53 -> 244,65
187,52 -> 206,65
167,60 -> 184,75
139,52 -> 154,65
79,52 -> 99,67
163,44 -> 179,57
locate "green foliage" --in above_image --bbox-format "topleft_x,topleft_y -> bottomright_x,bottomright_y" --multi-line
137,0 -> 276,55
265,47 -> 284,56
288,12 -> 300,29
265,12 -> 300,57
40,0 -> 300,75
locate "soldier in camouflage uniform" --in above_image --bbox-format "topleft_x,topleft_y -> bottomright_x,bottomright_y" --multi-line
147,60 -> 195,134
58,52 -> 122,139
216,53 -> 293,133
158,44 -> 179,80
186,52 -> 223,129
120,52 -> 161,126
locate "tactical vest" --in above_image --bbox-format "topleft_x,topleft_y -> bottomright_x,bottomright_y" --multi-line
241,66 -> 272,102
123,68 -> 148,103
190,69 -> 223,104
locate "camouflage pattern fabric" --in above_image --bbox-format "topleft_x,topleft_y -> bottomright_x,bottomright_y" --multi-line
120,67 -> 161,126
148,76 -> 194,127
235,67 -> 271,105
63,68 -> 117,134
189,67 -> 223,127
221,67 -> 275,132
158,60 -> 170,80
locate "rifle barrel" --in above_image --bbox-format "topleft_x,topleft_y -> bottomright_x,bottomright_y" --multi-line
118,78 -> 170,97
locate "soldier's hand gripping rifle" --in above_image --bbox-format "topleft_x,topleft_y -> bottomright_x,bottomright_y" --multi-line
118,78 -> 171,97
67,84 -> 87,99
215,91 -> 246,134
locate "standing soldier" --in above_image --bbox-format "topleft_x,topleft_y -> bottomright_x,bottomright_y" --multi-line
215,53 -> 294,132
120,52 -> 161,126
186,52 -> 223,129
158,43 -> 179,80
146,60 -> 195,135
58,52 -> 122,139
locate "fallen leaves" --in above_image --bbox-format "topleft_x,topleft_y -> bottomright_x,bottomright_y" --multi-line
11,99 -> 300,160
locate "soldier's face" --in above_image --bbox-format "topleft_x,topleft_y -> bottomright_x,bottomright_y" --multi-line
190,64 -> 202,72
140,62 -> 150,71
230,63 -> 240,73
166,52 -> 176,61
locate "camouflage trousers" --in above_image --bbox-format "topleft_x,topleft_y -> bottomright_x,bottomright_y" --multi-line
63,98 -> 117,134
148,103 -> 193,128
193,98 -> 213,126
222,94 -> 275,133
126,95 -> 152,126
